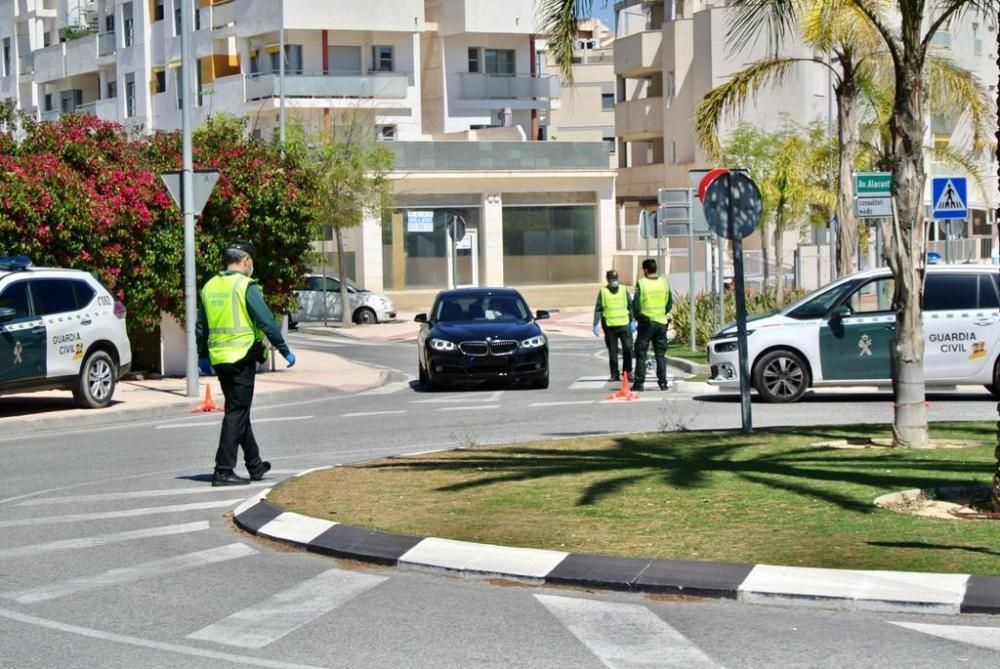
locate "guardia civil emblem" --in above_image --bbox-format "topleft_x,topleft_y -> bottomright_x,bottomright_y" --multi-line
858,334 -> 873,357
13,341 -> 23,364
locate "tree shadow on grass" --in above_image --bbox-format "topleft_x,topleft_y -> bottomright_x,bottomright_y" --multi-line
867,541 -> 1000,558
360,425 -> 993,513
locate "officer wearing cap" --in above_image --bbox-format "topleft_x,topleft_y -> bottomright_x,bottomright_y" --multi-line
196,241 -> 296,487
631,258 -> 672,392
593,269 -> 637,382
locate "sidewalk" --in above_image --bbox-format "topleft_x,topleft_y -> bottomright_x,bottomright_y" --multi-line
0,347 -> 386,437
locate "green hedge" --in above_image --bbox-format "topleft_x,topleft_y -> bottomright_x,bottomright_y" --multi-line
669,288 -> 807,348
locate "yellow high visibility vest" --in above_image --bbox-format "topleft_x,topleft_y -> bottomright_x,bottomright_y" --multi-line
637,276 -> 669,324
201,273 -> 261,366
599,287 -> 630,327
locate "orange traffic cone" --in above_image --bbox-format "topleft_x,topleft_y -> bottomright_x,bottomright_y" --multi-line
605,370 -> 638,401
191,384 -> 224,413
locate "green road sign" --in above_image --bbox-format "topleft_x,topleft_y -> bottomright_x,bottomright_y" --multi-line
855,172 -> 892,196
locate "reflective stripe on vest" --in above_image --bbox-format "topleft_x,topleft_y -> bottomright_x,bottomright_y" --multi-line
599,287 -> 630,327
637,277 -> 669,324
201,273 -> 260,365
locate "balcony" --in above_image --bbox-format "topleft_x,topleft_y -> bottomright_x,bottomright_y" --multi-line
1,75 -> 15,99
40,109 -> 61,122
245,72 -> 409,101
458,73 -> 560,100
615,30 -> 662,77
199,0 -> 238,30
387,141 -> 610,172
98,31 -> 116,57
74,101 -> 98,115
432,0 -> 532,36
65,33 -> 99,77
615,97 -> 664,140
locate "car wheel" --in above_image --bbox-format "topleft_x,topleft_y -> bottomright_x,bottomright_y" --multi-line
753,349 -> 809,403
530,374 -> 549,390
986,360 -> 1000,398
73,350 -> 117,409
353,307 -> 377,325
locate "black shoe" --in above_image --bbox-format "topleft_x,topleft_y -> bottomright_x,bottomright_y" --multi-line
248,461 -> 271,481
212,470 -> 250,487
659,381 -> 670,391
609,375 -> 620,382
631,383 -> 645,392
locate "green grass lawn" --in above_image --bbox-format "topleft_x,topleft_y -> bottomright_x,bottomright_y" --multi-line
271,422 -> 1000,575
667,344 -> 708,366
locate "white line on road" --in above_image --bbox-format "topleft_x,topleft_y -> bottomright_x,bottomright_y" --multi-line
530,400 -> 596,408
0,606 -> 326,669
187,569 -> 388,649
889,622 -> 1000,652
2,543 -> 257,604
16,484 -> 270,506
535,594 -> 720,668
412,390 -> 505,404
359,378 -> 414,396
437,405 -> 501,412
0,499 -> 244,528
156,416 -> 314,430
341,410 -> 407,418
0,522 -> 210,559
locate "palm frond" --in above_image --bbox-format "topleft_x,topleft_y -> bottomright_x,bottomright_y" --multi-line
924,0 -> 1000,51
925,55 -> 994,151
695,57 -> 809,160
538,0 -> 593,83
726,0 -> 805,56
926,143 -> 991,199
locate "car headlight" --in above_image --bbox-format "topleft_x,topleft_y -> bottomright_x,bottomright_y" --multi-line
714,341 -> 738,353
520,335 -> 547,349
429,338 -> 456,351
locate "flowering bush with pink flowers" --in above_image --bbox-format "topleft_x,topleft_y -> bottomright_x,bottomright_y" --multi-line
0,107 -> 317,333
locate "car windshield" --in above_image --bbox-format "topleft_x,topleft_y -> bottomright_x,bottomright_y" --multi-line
434,294 -> 530,323
784,279 -> 860,320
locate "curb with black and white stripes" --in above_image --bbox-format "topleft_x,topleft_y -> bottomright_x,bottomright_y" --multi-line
233,477 -> 1000,616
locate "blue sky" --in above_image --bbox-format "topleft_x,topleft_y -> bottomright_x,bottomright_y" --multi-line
588,2 -> 615,26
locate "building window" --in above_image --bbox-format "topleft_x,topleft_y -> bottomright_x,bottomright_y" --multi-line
154,0 -> 164,22
467,47 -> 480,73
153,69 -> 165,94
107,79 -> 117,98
2,38 -> 10,77
371,45 -> 393,72
105,14 -> 115,32
603,137 -> 616,154
269,45 -> 302,75
125,73 -> 135,117
123,3 -> 135,47
43,31 -> 52,47
382,200 -> 482,289
502,201 -> 597,285
601,92 -> 614,110
174,6 -> 182,35
43,93 -> 53,112
973,23 -> 982,55
377,125 -> 397,142
484,49 -> 515,75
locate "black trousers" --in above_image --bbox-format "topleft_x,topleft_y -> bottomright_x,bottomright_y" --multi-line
634,320 -> 667,385
213,354 -> 263,473
603,324 -> 633,378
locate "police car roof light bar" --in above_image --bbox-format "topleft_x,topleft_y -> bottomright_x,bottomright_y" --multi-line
0,256 -> 33,271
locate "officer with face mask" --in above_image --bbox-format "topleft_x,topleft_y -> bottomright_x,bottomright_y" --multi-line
593,270 -> 637,382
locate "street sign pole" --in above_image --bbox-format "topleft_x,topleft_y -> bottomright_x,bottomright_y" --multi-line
687,188 -> 696,352
725,172 -> 753,434
179,0 -> 197,398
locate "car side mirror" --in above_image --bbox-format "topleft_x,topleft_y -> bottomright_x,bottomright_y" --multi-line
829,304 -> 851,320
414,313 -> 428,324
0,307 -> 16,323
535,310 -> 550,320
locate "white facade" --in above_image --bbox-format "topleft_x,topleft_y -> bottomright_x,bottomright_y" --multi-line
0,0 -> 615,295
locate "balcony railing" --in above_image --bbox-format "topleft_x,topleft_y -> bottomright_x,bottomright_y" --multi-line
199,0 -> 238,30
41,109 -> 61,122
458,73 -> 560,100
98,31 -> 116,56
75,101 -> 97,115
245,71 -> 409,100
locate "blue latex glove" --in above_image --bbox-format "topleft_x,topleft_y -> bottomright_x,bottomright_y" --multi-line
592,325 -> 600,337
629,321 -> 638,334
198,358 -> 213,376
283,350 -> 297,368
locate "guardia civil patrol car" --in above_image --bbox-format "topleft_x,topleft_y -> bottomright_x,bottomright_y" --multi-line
0,256 -> 131,408
708,265 -> 1000,402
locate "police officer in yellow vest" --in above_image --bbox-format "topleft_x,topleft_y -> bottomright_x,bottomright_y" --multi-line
632,258 -> 672,392
196,241 -> 296,487
592,270 -> 636,382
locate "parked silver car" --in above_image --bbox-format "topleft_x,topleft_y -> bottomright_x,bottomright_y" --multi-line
291,275 -> 396,326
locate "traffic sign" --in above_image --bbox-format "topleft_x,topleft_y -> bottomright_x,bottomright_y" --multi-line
854,196 -> 892,218
855,172 -> 892,196
931,176 -> 968,219
698,170 -> 763,241
638,209 -> 657,239
160,169 -> 221,216
448,215 -> 467,241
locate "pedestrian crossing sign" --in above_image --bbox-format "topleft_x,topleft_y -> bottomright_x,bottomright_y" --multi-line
931,176 -> 968,219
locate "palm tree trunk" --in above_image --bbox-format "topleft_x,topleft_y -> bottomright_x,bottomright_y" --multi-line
835,75 -> 860,276
335,227 -> 352,329
774,215 -> 785,308
887,58 -> 928,448
760,217 -> 771,297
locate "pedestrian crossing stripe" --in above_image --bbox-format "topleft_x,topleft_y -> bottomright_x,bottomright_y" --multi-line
931,176 -> 967,218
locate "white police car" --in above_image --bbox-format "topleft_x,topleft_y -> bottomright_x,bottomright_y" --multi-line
0,256 -> 132,408
708,265 -> 1000,402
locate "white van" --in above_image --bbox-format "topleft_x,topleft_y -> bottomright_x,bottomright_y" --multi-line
707,266 -> 1000,402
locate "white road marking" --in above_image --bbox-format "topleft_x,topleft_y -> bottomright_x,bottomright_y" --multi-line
0,522 -> 210,559
535,595 -> 720,668
569,376 -> 615,390
359,378 -> 414,395
341,410 -> 407,418
0,606 -> 326,669
437,405 -> 501,412
889,622 -> 1000,652
530,400 -> 596,408
16,484 -> 270,506
2,543 -> 257,604
156,416 -> 313,430
412,390 -> 505,404
187,569 -> 387,649
0,499 -> 243,528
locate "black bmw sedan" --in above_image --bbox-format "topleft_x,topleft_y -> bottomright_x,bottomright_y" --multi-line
415,288 -> 549,390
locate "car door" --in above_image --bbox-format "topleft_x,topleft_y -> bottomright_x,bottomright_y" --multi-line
819,275 -> 895,382
30,278 -> 87,379
0,279 -> 46,387
922,271 -> 1000,381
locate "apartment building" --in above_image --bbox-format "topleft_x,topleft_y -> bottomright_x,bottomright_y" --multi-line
0,0 -> 616,301
613,0 -> 999,276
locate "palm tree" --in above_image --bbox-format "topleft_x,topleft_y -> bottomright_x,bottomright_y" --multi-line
727,0 -> 998,447
539,0 -> 600,82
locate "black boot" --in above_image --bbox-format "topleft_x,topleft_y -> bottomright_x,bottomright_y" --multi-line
248,461 -> 271,482
212,469 -> 250,487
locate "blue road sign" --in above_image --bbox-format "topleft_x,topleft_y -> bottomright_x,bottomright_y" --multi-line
931,176 -> 967,219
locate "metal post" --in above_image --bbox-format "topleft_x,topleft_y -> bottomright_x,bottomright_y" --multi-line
180,0 -> 197,398
716,235 -> 725,328
279,0 -> 286,154
728,174 -> 753,434
875,220 -> 883,267
687,189 -> 696,352
704,234 -> 712,333
449,215 -> 457,289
